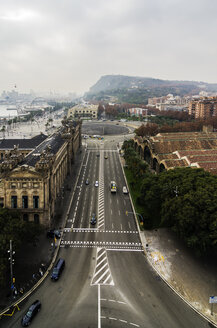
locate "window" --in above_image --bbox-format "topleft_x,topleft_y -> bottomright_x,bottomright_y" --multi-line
0,197 -> 4,208
1,153 -> 3,160
34,214 -> 39,224
33,196 -> 39,209
33,183 -> 39,188
23,214 -> 28,222
22,182 -> 27,188
11,196 -> 17,208
22,196 -> 28,208
11,183 -> 16,189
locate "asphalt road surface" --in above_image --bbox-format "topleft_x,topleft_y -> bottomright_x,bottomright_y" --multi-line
1,130 -> 212,328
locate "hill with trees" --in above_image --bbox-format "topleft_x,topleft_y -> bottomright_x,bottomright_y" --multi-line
85,75 -> 217,104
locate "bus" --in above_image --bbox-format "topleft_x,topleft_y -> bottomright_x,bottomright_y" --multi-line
110,181 -> 117,193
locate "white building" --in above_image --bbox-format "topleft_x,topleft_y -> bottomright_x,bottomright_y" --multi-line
67,104 -> 98,119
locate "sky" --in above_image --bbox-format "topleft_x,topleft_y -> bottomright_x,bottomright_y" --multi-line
0,0 -> 217,95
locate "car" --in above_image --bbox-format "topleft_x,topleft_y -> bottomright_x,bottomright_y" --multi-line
46,229 -> 61,239
95,181 -> 99,187
123,186 -> 128,194
85,179 -> 89,185
90,213 -> 97,225
21,300 -> 41,326
96,153 -> 100,157
104,155 -> 108,159
51,258 -> 65,281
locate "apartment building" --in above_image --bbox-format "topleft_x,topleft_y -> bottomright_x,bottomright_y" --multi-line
188,97 -> 217,119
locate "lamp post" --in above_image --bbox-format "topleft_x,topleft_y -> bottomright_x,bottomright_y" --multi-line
126,211 -> 144,226
8,240 -> 15,296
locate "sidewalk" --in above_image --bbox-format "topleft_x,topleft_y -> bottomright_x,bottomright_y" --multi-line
140,228 -> 217,324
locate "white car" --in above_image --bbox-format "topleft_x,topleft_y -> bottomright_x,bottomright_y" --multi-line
95,181 -> 99,187
123,186 -> 128,194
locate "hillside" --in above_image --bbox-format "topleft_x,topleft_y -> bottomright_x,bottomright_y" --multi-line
85,75 -> 217,104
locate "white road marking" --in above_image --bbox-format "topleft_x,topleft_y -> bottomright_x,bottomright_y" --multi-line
98,284 -> 101,328
120,224 -> 123,230
93,264 -> 109,280
118,210 -> 121,216
120,319 -> 128,323
103,274 -> 111,284
97,249 -> 106,260
130,323 -> 140,327
96,257 -> 107,268
111,209 -> 113,215
128,222 -> 131,229
109,317 -> 117,321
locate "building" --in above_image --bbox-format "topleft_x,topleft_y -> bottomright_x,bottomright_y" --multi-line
67,104 -> 98,119
188,97 -> 217,119
129,108 -> 147,117
0,134 -> 47,161
134,128 -> 217,175
0,119 -> 81,226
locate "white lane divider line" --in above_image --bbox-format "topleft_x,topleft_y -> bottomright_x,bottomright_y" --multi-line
101,317 -> 140,327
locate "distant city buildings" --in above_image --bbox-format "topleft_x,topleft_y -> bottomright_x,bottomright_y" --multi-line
148,94 -> 189,112
188,97 -> 217,119
67,104 -> 98,119
128,107 -> 147,117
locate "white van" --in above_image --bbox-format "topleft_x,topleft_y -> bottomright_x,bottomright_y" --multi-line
123,186 -> 128,194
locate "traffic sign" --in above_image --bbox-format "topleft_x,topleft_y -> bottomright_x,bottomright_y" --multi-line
209,296 -> 217,303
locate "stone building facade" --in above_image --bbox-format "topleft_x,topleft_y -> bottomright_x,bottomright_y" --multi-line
67,104 -> 98,119
0,119 -> 81,226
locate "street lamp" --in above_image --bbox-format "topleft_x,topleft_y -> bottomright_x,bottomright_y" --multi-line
126,210 -> 144,226
8,240 -> 16,296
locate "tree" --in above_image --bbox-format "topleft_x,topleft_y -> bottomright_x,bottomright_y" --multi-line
0,209 -> 43,286
139,167 -> 217,254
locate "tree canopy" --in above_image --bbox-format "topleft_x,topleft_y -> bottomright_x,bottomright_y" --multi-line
122,139 -> 217,256
0,209 -> 43,286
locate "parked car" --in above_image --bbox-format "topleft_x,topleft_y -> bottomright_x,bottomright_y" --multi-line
46,229 -> 61,239
21,300 -> 41,326
104,155 -> 108,159
51,258 -> 65,281
90,213 -> 97,225
123,186 -> 128,194
95,181 -> 99,187
96,153 -> 100,157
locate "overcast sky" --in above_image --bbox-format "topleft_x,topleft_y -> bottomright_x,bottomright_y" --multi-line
0,0 -> 217,95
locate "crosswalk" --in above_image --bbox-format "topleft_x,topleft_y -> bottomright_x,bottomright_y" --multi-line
91,248 -> 114,286
64,228 -> 138,234
60,240 -> 142,250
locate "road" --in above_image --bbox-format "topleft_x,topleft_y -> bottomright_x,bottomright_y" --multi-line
1,133 -> 211,328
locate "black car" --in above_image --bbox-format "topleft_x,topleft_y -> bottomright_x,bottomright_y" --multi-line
21,300 -> 41,326
51,258 -> 65,281
46,229 -> 61,239
90,213 -> 97,225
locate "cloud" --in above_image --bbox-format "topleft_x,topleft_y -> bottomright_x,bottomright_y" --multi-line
0,0 -> 217,94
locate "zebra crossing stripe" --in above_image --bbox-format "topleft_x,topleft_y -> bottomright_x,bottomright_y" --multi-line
91,248 -> 114,286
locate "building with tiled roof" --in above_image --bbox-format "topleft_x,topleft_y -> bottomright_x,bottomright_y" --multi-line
134,129 -> 217,175
0,134 -> 47,161
0,119 -> 81,226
